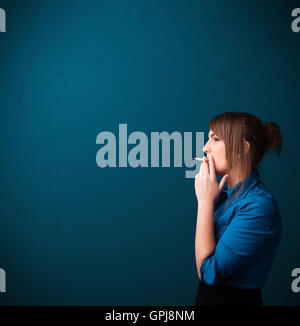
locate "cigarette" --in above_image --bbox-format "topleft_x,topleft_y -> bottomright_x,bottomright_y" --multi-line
194,157 -> 207,161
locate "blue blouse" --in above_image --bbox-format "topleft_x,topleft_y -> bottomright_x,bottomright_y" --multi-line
200,167 -> 282,289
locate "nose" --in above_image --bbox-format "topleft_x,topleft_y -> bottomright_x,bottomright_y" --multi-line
203,140 -> 210,154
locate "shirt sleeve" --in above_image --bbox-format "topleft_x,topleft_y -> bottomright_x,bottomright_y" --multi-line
200,196 -> 279,285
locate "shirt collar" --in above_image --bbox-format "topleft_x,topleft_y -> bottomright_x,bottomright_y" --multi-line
222,167 -> 261,199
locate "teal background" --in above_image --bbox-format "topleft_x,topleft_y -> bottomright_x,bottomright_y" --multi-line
0,0 -> 299,305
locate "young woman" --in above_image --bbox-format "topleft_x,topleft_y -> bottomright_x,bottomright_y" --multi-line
194,112 -> 283,306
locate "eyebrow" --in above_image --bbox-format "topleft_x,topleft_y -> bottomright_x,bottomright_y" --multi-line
208,132 -> 216,137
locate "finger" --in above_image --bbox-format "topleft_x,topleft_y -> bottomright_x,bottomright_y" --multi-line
209,155 -> 216,180
199,161 -> 204,177
200,160 -> 209,177
219,174 -> 228,191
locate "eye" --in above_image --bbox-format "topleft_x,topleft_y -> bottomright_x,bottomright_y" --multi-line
213,138 -> 220,142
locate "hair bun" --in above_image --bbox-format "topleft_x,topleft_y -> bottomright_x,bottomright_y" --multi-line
265,122 -> 283,155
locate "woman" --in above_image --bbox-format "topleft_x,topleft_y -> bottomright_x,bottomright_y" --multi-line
194,112 -> 283,306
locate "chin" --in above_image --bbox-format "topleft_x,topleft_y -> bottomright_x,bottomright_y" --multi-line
215,168 -> 226,176
215,169 -> 221,175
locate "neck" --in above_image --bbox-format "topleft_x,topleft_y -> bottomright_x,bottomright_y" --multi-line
226,168 -> 253,189
227,175 -> 243,189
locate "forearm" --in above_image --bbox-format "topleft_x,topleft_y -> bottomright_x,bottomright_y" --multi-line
195,202 -> 216,279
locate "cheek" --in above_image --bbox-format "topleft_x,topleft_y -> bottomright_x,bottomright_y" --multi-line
214,159 -> 227,175
214,158 -> 225,170
214,148 -> 227,170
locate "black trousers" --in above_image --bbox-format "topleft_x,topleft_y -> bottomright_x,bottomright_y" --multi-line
195,280 -> 263,306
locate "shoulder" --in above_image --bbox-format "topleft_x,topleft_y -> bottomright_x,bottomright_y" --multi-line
246,182 -> 279,211
235,182 -> 281,226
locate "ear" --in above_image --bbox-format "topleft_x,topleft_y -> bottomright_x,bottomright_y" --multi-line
243,140 -> 250,154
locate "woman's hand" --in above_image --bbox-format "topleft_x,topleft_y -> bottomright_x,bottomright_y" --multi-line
194,155 -> 228,206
